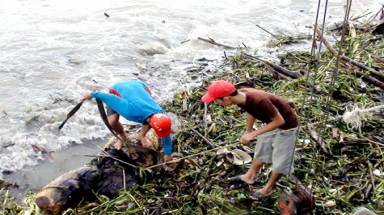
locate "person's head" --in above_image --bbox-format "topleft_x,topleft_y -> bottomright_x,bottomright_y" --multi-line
149,113 -> 172,138
201,80 -> 237,106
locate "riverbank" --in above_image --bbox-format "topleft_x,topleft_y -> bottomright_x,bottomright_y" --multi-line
2,14 -> 384,215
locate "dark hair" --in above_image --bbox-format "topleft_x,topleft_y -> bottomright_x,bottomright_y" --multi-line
216,90 -> 238,100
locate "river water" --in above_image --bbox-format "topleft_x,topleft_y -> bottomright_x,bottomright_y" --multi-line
0,0 -> 380,197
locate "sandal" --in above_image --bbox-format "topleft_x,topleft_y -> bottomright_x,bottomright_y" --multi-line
249,191 -> 272,201
227,175 -> 261,185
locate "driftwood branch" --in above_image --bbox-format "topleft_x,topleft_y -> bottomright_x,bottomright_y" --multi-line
315,26 -> 384,84
367,161 -> 376,194
355,71 -> 384,89
255,24 -> 277,37
372,55 -> 384,64
191,128 -> 216,147
244,53 -> 303,79
307,126 -> 329,154
198,37 -> 236,49
266,65 -> 290,80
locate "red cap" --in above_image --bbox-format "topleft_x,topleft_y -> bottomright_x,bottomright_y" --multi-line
149,113 -> 172,138
201,80 -> 236,103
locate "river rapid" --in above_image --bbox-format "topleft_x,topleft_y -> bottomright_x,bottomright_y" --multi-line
0,0 -> 381,197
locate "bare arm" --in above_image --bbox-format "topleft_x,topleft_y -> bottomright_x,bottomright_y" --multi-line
137,124 -> 151,147
245,113 -> 256,133
83,92 -> 92,100
240,110 -> 285,144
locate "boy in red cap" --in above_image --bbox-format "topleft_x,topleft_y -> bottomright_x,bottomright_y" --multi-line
84,80 -> 173,162
201,80 -> 298,200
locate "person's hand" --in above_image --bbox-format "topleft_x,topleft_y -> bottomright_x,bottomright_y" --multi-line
164,155 -> 173,162
83,92 -> 92,100
240,132 -> 255,145
137,135 -> 150,147
243,129 -> 253,135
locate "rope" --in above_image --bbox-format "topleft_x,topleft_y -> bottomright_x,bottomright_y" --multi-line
342,104 -> 384,133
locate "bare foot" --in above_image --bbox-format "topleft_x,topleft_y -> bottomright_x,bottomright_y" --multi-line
240,175 -> 256,185
228,174 -> 256,185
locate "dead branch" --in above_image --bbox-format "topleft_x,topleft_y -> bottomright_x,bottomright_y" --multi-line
372,55 -> 384,64
244,53 -> 303,79
307,126 -> 329,154
315,26 -> 384,82
198,37 -> 236,49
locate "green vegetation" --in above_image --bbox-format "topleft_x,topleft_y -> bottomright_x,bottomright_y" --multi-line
1,20 -> 384,215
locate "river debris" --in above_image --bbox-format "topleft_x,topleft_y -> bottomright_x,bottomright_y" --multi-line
2,17 -> 384,215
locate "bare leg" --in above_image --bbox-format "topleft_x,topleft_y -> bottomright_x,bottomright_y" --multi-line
257,172 -> 282,195
108,113 -> 129,149
239,159 -> 263,184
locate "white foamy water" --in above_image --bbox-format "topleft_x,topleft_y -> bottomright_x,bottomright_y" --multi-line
0,0 -> 381,191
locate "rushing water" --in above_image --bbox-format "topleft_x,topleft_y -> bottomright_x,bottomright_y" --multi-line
0,0 -> 380,195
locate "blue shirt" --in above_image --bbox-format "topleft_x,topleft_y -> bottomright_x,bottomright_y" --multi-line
91,80 -> 173,155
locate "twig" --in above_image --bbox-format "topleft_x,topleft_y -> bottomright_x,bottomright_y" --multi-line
123,169 -> 126,191
255,24 -> 276,37
198,37 -> 236,49
367,161 -> 376,193
191,128 -> 216,147
372,55 -> 384,64
93,149 -> 141,170
362,136 -> 384,147
307,126 -> 329,154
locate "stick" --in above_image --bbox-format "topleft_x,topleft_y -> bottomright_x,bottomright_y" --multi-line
255,24 -> 276,37
307,126 -> 329,154
244,53 -> 302,78
372,55 -> 384,64
191,128 -> 216,147
58,99 -> 85,130
123,169 -> 126,191
198,37 -> 236,49
367,161 -> 376,193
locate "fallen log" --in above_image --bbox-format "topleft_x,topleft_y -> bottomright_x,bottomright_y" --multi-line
34,166 -> 101,215
34,141 -> 162,214
243,53 -> 303,79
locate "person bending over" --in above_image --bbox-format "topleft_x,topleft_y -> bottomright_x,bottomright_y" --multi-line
201,80 -> 298,201
84,80 -> 173,162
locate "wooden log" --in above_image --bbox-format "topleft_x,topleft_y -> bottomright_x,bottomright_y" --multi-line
35,143 -> 161,214
35,166 -> 101,215
243,53 -> 303,79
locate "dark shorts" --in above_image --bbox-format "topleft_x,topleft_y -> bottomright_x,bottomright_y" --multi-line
106,106 -> 117,116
